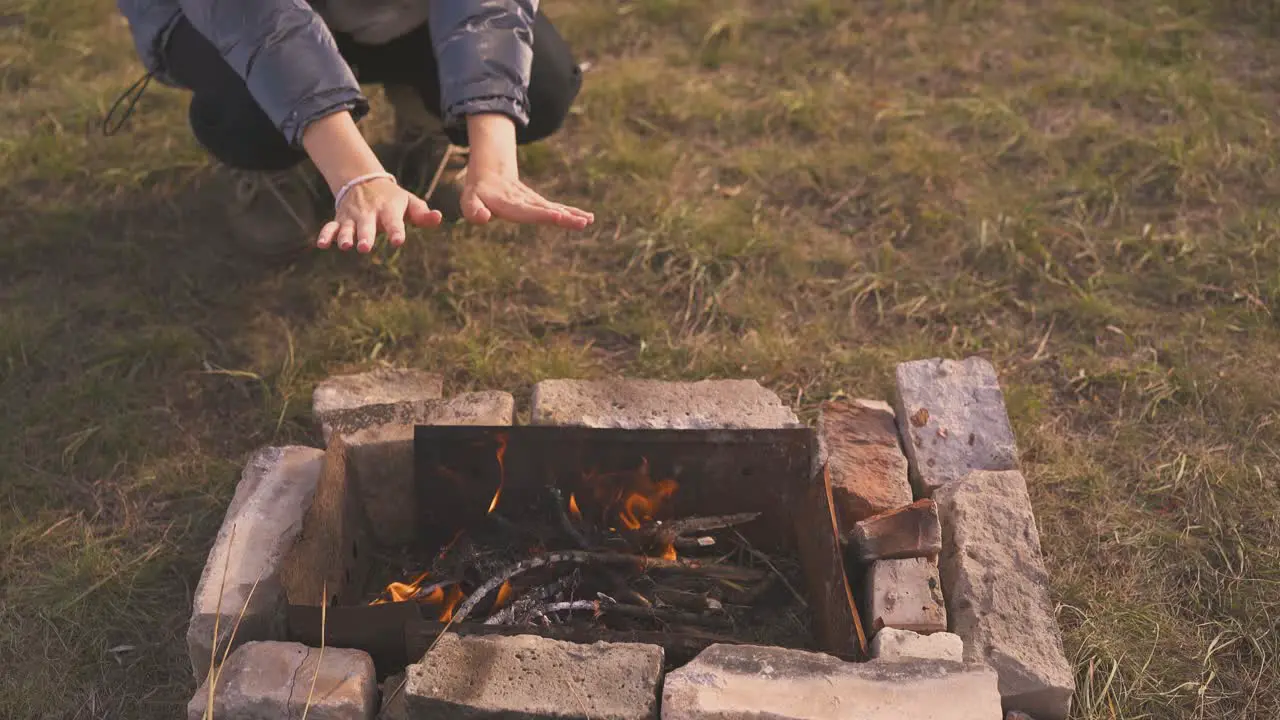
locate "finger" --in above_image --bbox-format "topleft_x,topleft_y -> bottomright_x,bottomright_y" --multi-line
516,189 -> 589,229
406,194 -> 444,228
556,203 -> 595,222
336,221 -> 356,251
461,188 -> 492,225
506,196 -> 568,226
356,212 -> 378,253
316,221 -> 340,249
520,189 -> 593,227
379,201 -> 408,248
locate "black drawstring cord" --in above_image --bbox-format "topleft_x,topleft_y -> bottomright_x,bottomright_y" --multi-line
101,70 -> 155,137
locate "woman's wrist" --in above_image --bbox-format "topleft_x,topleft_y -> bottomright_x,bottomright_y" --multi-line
301,110 -> 389,193
466,113 -> 519,179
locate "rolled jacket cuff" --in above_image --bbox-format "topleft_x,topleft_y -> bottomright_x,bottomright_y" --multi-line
443,93 -> 531,131
281,88 -> 371,148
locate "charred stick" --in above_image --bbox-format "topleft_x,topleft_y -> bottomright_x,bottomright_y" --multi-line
484,573 -> 580,625
411,579 -> 458,602
547,487 -> 592,550
529,600 -> 601,623
674,536 -> 717,550
600,603 -> 734,630
651,588 -> 724,613
731,530 -> 808,608
637,513 -> 762,547
455,551 -> 766,624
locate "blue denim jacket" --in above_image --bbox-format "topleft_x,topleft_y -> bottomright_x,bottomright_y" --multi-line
113,0 -> 537,147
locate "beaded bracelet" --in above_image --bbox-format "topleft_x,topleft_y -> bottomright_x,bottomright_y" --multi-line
333,172 -> 397,212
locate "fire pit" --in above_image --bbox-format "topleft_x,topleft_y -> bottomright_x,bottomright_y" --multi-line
185,368 -> 1077,720
283,425 -> 862,676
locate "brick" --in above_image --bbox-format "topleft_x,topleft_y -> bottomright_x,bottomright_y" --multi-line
187,446 -> 324,680
849,498 -> 942,562
378,673 -> 409,720
188,641 -> 377,720
341,391 -> 514,547
893,357 -> 1019,497
661,643 -> 1001,720
866,557 -> 947,634
817,398 -> 913,526
406,633 -> 663,719
313,368 -> 444,443
870,628 -> 964,663
530,379 -> 800,429
934,470 -> 1075,720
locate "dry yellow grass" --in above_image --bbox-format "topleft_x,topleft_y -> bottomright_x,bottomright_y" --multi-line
1,1 -> 1278,717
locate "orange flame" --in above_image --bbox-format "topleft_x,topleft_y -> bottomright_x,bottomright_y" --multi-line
568,493 -> 582,521
582,458 -> 680,557
372,569 -> 445,605
487,433 -> 508,514
437,584 -> 465,622
493,580 -> 514,610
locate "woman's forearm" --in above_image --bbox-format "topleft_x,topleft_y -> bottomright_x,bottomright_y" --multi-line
301,111 -> 387,193
466,113 -> 519,178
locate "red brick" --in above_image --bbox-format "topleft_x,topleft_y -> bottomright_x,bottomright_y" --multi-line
849,498 -> 942,562
818,399 -> 913,527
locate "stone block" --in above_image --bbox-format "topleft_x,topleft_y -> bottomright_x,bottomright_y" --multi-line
406,633 -> 663,720
870,628 -> 964,663
849,498 -> 942,562
661,643 -> 1001,720
934,470 -> 1075,720
893,357 -> 1019,497
187,446 -> 324,681
818,399 -> 913,526
341,392 -> 514,547
378,673 -> 409,720
530,379 -> 800,429
866,557 -> 947,634
188,641 -> 377,720
313,368 -> 444,443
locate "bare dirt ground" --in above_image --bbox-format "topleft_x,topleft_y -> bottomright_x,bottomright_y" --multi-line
1,1 -> 1278,717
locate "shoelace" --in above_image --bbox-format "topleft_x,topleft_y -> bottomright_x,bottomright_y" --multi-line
101,70 -> 154,137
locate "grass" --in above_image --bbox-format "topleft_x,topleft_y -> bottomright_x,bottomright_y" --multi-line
1,0 -> 1278,717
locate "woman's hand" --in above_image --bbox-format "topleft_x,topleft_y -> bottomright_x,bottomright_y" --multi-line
303,110 -> 444,253
461,113 -> 594,230
316,177 -> 443,252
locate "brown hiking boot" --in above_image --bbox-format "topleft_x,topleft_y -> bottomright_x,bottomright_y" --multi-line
225,165 -> 328,261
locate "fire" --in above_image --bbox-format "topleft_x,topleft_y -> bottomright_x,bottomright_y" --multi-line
582,458 -> 680,557
437,584 -> 465,623
568,493 -> 582,521
493,580 -> 514,610
487,433 -> 509,514
371,569 -> 447,605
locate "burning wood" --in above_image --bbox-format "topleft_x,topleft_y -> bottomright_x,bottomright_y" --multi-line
368,455 -> 812,648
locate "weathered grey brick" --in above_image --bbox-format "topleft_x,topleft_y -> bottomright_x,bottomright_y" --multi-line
313,368 -> 444,443
934,470 -> 1075,720
406,633 -> 663,720
187,446 -> 323,681
661,643 -> 1001,720
188,641 -> 377,720
530,379 -> 800,429
893,357 -> 1019,497
870,628 -> 964,663
866,557 -> 948,634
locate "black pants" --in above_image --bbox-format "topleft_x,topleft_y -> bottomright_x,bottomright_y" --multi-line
163,12 -> 583,172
